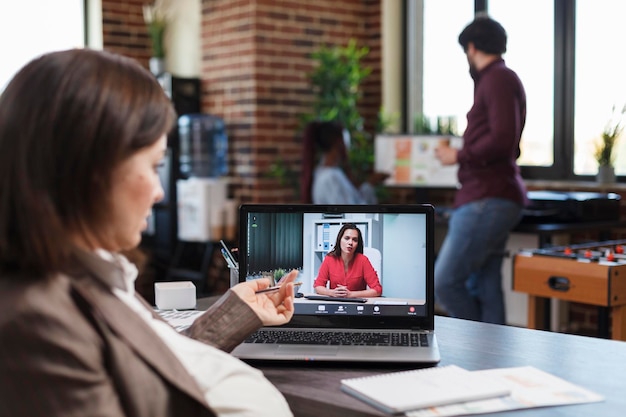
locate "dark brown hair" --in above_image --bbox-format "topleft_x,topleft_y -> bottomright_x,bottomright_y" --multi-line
0,48 -> 176,277
329,223 -> 364,258
300,120 -> 345,203
458,16 -> 507,55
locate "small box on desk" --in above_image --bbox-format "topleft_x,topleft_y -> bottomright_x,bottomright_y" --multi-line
155,281 -> 197,310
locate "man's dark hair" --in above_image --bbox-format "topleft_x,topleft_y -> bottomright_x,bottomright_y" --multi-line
458,16 -> 507,55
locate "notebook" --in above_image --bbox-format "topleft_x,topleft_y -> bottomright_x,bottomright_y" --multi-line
230,204 -> 441,363
340,365 -> 511,414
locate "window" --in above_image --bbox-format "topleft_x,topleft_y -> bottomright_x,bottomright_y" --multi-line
405,0 -> 474,135
403,0 -> 625,181
488,0 -> 555,167
0,0 -> 85,93
420,0 -> 474,135
574,0 -> 626,176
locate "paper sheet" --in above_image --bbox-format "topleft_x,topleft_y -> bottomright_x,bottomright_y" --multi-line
406,366 -> 604,417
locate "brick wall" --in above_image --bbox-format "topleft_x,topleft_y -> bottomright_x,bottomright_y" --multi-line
101,0 -> 152,67
201,0 -> 382,203
99,1 -> 626,328
100,0 -> 382,204
100,0 -> 382,296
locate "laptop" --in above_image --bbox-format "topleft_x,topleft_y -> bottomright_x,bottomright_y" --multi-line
230,204 -> 441,364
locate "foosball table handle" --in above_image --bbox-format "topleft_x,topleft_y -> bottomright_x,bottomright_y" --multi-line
548,276 -> 570,292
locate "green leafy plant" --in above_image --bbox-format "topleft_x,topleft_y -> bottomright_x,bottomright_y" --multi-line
303,39 -> 372,131
413,113 -> 433,134
594,104 -> 626,167
143,1 -> 167,58
304,39 -> 374,185
376,107 -> 400,135
267,157 -> 300,200
273,268 -> 286,285
268,39 -> 373,196
268,40 -> 393,199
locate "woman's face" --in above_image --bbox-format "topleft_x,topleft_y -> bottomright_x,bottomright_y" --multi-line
339,228 -> 359,257
105,135 -> 166,251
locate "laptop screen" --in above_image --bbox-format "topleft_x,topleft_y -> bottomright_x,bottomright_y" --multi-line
238,204 -> 435,330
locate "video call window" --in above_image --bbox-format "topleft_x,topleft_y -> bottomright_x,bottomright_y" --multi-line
243,211 -> 428,311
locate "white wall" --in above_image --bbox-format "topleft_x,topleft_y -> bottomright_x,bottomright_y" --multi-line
0,0 -> 85,92
163,0 -> 201,77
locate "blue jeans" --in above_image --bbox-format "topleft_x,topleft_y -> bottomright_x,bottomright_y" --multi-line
434,198 -> 523,324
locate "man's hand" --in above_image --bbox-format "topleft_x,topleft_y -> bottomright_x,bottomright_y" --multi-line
367,171 -> 390,186
434,141 -> 458,166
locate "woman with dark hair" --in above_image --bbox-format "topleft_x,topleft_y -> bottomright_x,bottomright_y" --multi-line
313,224 -> 382,298
0,49 -> 296,416
300,120 -> 384,204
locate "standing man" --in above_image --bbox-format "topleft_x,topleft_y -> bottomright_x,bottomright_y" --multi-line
434,16 -> 527,324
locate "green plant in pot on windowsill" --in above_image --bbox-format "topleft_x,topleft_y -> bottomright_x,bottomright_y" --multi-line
143,1 -> 168,76
594,104 -> 626,183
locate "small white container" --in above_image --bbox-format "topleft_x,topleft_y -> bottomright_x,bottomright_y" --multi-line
155,281 -> 196,310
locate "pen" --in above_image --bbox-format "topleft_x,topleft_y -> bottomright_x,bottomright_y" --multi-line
255,282 -> 302,294
220,240 -> 239,268
220,248 -> 236,269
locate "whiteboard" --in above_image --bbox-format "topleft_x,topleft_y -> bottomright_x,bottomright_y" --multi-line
374,134 -> 463,188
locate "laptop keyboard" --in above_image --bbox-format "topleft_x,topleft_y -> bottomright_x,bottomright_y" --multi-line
156,309 -> 203,332
244,329 -> 429,347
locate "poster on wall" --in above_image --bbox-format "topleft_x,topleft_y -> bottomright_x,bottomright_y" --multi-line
374,134 -> 463,187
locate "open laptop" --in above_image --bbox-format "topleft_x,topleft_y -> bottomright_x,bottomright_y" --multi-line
230,204 -> 440,364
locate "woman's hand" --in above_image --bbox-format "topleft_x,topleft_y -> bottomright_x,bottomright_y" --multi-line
331,285 -> 349,297
231,270 -> 298,326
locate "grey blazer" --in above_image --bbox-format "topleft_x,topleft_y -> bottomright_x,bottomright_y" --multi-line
0,251 -> 261,417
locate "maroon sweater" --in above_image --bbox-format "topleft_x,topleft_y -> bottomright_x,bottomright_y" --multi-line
455,59 -> 528,208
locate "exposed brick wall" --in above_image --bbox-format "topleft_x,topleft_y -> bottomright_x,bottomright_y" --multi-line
99,0 -> 382,296
201,0 -> 382,203
101,0 -> 152,68
100,0 -> 382,204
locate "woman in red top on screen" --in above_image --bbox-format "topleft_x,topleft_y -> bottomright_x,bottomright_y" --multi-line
313,224 -> 383,298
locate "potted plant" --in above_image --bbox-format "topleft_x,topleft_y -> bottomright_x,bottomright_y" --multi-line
267,40 -> 394,200
305,39 -> 372,185
268,39 -> 371,197
143,1 -> 168,75
594,104 -> 626,183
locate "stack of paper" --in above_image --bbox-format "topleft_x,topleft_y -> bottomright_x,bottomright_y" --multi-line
340,365 -> 510,414
341,365 -> 603,416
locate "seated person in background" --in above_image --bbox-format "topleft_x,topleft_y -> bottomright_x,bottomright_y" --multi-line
314,224 -> 382,298
0,48 -> 296,417
300,120 -> 387,204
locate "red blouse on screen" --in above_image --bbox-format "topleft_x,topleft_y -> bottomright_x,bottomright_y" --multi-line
313,253 -> 382,295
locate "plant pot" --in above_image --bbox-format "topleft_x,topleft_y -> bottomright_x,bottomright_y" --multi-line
596,165 -> 616,183
149,57 -> 166,76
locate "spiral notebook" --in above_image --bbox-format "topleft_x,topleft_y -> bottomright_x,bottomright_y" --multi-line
340,365 -> 511,414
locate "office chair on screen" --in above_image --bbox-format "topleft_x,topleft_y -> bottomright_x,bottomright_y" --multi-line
363,246 -> 382,284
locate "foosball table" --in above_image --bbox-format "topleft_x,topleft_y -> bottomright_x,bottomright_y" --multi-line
513,239 -> 626,340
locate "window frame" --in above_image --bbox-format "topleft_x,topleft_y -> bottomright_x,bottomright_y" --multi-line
403,0 -> 616,183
